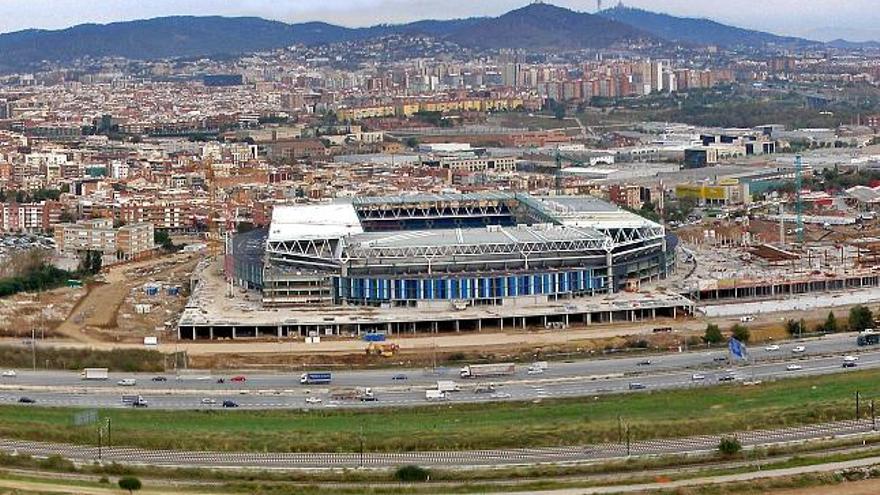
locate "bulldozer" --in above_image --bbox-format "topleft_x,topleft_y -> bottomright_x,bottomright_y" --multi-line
365,343 -> 400,358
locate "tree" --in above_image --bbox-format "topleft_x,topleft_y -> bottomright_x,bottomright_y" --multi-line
704,323 -> 723,344
118,476 -> 142,494
154,230 -> 175,251
77,250 -> 102,275
849,305 -> 874,333
820,312 -> 839,333
718,437 -> 742,456
785,319 -> 805,337
730,324 -> 750,343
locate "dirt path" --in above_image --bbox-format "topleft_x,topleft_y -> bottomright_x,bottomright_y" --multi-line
0,477 -> 219,495
490,456 -> 880,494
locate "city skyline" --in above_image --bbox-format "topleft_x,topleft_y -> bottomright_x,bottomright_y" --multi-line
0,0 -> 876,42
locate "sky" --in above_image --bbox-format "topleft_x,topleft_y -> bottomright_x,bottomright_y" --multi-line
0,0 -> 877,42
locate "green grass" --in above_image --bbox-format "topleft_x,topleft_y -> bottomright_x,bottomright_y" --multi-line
2,368 -> 880,453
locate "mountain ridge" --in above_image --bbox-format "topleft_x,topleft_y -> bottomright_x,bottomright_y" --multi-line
0,3 -> 871,73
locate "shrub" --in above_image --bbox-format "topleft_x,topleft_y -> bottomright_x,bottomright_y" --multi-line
38,454 -> 75,472
730,324 -> 750,343
394,465 -> 430,482
118,476 -> 142,494
718,437 -> 742,456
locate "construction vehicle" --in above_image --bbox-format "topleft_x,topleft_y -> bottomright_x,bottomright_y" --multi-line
366,342 -> 400,357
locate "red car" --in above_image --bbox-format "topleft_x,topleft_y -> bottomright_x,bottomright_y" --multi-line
230,375 -> 247,382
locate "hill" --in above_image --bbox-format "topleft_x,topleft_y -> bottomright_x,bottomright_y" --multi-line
448,3 -> 653,50
0,16 -> 361,73
599,6 -> 812,48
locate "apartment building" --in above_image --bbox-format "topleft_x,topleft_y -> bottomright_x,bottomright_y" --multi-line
0,201 -> 62,233
54,218 -> 155,261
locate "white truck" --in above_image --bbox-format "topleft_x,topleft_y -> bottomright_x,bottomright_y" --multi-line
436,380 -> 460,393
81,368 -> 109,380
425,389 -> 447,401
459,363 -> 515,379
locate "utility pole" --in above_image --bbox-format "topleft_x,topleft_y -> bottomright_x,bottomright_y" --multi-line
856,390 -> 861,420
31,328 -> 36,372
106,418 -> 112,447
617,415 -> 622,444
625,424 -> 631,457
359,424 -> 365,468
97,425 -> 103,462
872,400 -> 876,431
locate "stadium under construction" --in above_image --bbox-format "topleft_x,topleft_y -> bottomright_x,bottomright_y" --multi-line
178,193 -> 693,340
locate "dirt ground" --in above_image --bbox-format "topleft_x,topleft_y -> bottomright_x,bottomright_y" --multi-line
772,478 -> 880,495
51,253 -> 199,344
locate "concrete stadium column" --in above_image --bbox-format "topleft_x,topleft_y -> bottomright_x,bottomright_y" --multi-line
433,321 -> 438,334
477,319 -> 482,332
231,327 -> 237,339
209,327 -> 214,340
277,325 -> 283,338
564,314 -> 569,327
608,311 -> 613,324
500,318 -> 504,331
606,251 -> 614,294
630,310 -> 636,322
586,312 -> 592,325
192,327 -> 196,340
521,317 -> 526,330
455,320 -> 460,332
651,308 -> 656,319
387,323 -> 392,336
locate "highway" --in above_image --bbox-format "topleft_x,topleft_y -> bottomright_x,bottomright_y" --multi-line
0,333 -> 873,410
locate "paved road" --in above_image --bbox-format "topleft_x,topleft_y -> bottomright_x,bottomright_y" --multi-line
0,333 -> 872,410
0,419 -> 876,469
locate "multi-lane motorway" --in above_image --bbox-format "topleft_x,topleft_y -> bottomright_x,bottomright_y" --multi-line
0,333 -> 873,410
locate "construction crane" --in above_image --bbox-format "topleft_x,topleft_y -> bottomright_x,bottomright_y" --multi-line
795,154 -> 805,245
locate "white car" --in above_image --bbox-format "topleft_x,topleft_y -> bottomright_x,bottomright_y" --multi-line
786,364 -> 803,371
843,355 -> 859,362
117,378 -> 136,386
527,367 -> 544,375
765,344 -> 780,352
490,392 -> 512,399
1,370 -> 16,378
691,373 -> 706,381
200,398 -> 216,405
792,346 -> 806,353
305,397 -> 322,404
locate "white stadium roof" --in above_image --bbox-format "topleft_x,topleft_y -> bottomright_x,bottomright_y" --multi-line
268,204 -> 363,243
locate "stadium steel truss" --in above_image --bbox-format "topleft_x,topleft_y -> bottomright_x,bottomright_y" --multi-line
254,193 -> 673,307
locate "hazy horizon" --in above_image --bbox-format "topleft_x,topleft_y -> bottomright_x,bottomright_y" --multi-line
0,0 -> 877,42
